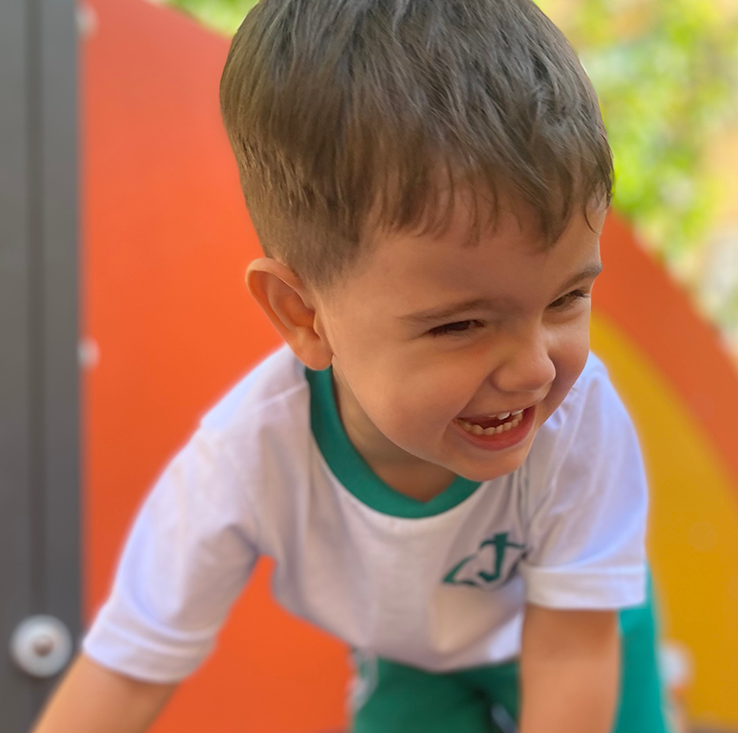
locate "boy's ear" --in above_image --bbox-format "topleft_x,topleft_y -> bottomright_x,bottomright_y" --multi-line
246,258 -> 333,371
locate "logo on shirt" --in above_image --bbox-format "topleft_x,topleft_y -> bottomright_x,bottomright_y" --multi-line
443,532 -> 526,590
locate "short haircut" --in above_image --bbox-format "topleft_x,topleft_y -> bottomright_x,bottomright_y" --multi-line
220,0 -> 613,291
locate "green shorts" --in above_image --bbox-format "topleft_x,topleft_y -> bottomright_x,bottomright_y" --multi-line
351,579 -> 672,733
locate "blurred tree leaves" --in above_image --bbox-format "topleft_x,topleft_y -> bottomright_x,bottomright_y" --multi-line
166,0 -> 738,332
166,0 -> 258,37
541,0 -> 738,272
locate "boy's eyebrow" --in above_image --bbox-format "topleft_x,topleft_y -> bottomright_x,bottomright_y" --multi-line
400,263 -> 603,324
558,262 -> 603,292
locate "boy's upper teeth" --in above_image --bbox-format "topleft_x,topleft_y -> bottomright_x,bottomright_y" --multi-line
462,410 -> 525,422
458,408 -> 527,424
495,409 -> 524,419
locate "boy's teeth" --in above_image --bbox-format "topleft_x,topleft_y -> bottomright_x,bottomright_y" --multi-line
496,412 -> 511,420
458,412 -> 524,436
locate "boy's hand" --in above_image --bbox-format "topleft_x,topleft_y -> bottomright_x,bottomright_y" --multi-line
519,603 -> 619,733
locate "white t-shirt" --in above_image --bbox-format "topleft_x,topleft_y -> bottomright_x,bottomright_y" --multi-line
83,344 -> 648,683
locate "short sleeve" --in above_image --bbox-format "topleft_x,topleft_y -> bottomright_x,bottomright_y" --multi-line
519,362 -> 648,610
82,430 -> 260,683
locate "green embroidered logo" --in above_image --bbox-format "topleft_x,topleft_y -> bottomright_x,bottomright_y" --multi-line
443,532 -> 526,589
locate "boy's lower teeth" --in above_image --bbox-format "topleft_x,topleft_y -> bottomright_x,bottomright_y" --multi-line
458,414 -> 523,436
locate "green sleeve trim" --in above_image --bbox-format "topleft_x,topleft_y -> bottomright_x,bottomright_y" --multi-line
305,365 -> 482,519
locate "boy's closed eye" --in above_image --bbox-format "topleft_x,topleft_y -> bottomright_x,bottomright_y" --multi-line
428,320 -> 485,337
547,288 -> 591,310
427,290 -> 591,337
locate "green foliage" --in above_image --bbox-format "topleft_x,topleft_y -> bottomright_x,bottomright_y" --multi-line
541,0 -> 738,271
166,0 -> 258,36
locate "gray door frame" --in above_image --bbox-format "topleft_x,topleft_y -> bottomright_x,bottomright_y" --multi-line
1,0 -> 80,728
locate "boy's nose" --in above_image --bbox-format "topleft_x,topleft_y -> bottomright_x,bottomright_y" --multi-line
487,329 -> 556,396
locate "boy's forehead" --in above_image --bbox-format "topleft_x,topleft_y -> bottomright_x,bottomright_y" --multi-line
315,187 -> 605,311
340,202 -> 604,309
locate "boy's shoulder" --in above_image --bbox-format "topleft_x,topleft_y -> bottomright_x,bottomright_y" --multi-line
569,350 -> 610,400
528,351 -> 637,486
199,343 -> 309,439
548,350 -> 615,429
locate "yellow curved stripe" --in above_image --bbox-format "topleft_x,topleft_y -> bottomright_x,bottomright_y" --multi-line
591,313 -> 738,726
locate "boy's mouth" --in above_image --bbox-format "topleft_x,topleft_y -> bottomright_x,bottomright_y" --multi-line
453,406 -> 536,451
456,408 -> 526,435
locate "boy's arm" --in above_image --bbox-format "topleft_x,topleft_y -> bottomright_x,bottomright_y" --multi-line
31,653 -> 177,733
519,603 -> 619,733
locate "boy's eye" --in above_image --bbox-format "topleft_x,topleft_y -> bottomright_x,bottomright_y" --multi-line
428,320 -> 482,337
427,293 -> 589,337
549,290 -> 590,310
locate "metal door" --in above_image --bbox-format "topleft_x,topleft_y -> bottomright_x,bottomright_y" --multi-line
0,0 -> 80,728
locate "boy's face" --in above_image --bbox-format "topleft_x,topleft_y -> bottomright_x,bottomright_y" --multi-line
313,196 -> 606,487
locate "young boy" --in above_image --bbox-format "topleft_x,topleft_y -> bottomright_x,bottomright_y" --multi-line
34,1 -> 672,732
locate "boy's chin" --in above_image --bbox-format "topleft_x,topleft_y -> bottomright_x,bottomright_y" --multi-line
450,446 -> 533,483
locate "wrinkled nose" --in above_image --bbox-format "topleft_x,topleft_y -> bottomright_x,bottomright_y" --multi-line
489,327 -> 556,396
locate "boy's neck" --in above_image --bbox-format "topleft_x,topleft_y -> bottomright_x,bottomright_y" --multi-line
331,371 -> 457,503
370,461 -> 458,503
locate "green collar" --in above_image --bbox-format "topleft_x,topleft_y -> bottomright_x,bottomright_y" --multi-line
305,366 -> 482,519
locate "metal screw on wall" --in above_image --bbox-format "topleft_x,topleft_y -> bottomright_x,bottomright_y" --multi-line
9,616 -> 73,678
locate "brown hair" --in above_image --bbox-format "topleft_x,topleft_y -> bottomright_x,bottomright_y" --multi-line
220,0 -> 613,290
